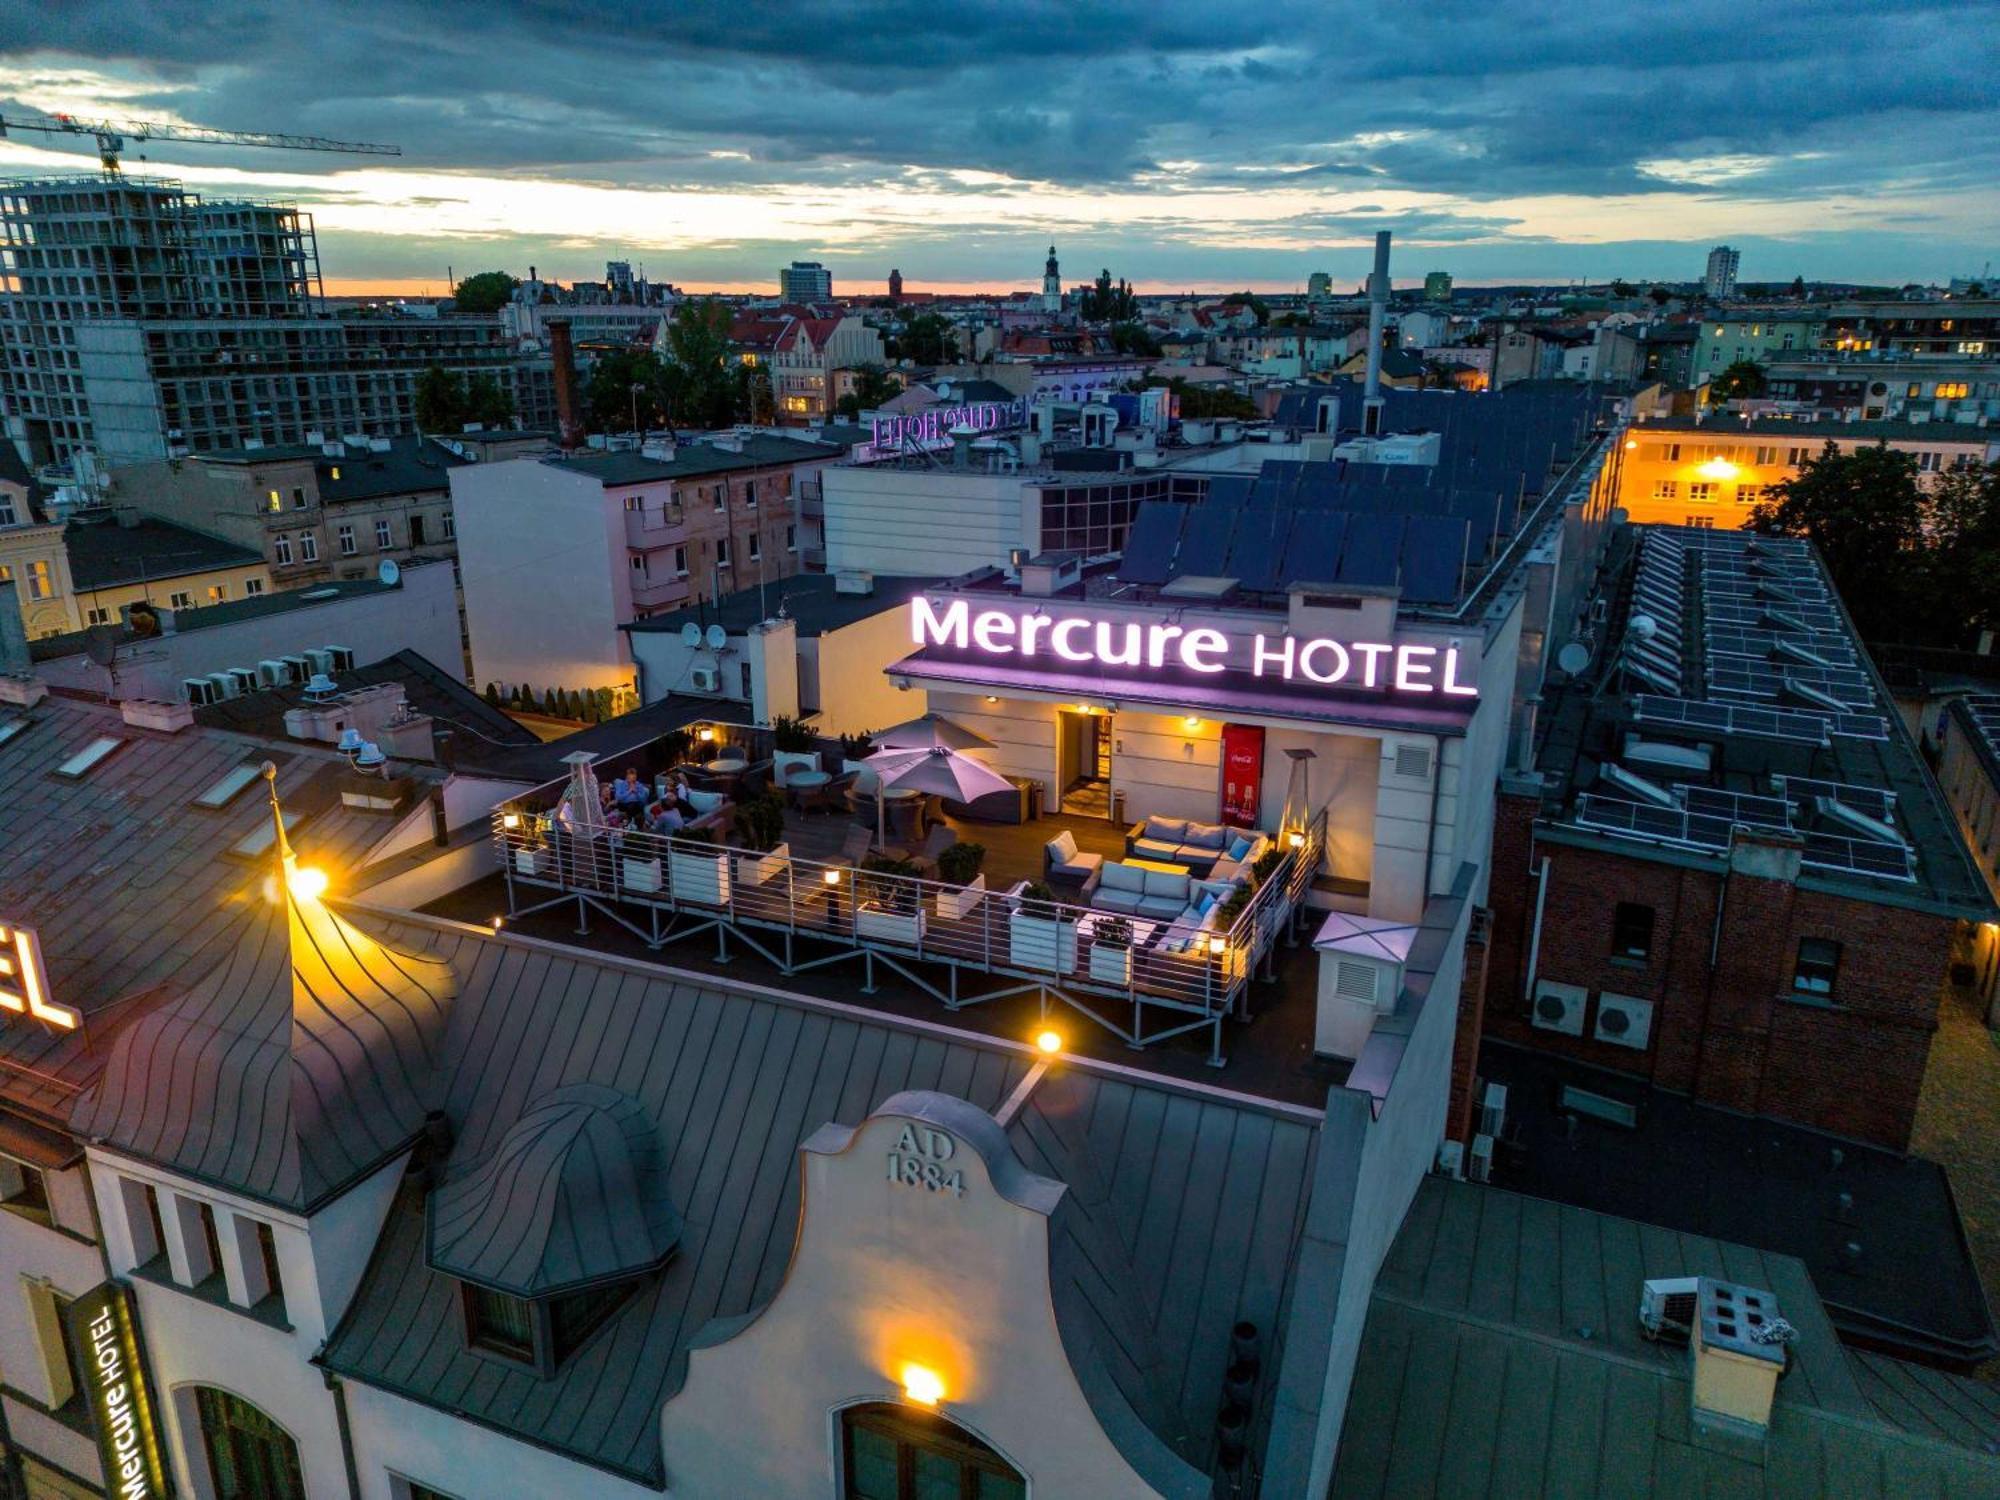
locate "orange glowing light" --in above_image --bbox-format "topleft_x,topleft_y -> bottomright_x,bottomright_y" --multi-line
901,1363 -> 946,1406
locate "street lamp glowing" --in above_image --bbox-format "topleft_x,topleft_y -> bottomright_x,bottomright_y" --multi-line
901,1363 -> 946,1407
1034,1028 -> 1064,1056
1287,830 -> 1306,849
824,868 -> 843,886
1208,936 -> 1226,956
501,811 -> 521,830
697,725 -> 716,743
288,866 -> 329,901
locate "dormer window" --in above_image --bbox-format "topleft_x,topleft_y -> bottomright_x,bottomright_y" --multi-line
459,1279 -> 637,1373
463,1284 -> 535,1362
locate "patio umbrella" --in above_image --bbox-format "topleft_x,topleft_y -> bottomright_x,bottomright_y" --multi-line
874,712 -> 994,754
864,745 -> 1013,850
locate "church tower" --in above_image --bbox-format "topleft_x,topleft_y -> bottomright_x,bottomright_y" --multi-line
1041,245 -> 1061,312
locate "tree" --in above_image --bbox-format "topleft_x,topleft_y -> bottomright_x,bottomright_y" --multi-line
1106,322 -> 1161,356
1710,360 -> 1768,402
452,270 -> 518,314
482,681 -> 501,706
1610,279 -> 1636,298
1079,270 -> 1140,323
1144,376 -> 1257,421
584,348 -> 671,433
893,312 -> 959,366
1647,287 -> 1673,306
658,299 -> 739,427
414,365 -> 466,432
1790,275 -> 1807,299
835,364 -> 902,420
1747,443 -> 1926,640
463,373 -> 515,429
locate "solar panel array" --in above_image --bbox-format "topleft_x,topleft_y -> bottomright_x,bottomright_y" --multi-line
1960,695 -> 2000,768
1114,383 -> 1607,603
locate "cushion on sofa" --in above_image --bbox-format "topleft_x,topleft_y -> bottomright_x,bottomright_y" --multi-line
1136,894 -> 1188,921
686,788 -> 725,816
1102,861 -> 1147,893
1184,822 -> 1228,851
1207,858 -> 1245,886
1046,831 -> 1078,865
1096,888 -> 1144,915
1142,868 -> 1191,900
1131,837 -> 1183,863
1143,815 -> 1189,842
1226,833 -> 1255,862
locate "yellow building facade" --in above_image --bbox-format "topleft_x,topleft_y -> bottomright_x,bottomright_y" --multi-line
1616,419 -> 1999,529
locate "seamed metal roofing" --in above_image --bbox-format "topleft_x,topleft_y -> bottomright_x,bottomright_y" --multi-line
319,911 -> 1321,1487
0,696 -> 430,1127
430,1082 -> 682,1298
1330,1178 -> 2000,1499
73,880 -> 454,1210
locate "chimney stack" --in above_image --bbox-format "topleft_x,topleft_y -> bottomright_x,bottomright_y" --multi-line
1363,230 -> 1392,436
548,317 -> 584,450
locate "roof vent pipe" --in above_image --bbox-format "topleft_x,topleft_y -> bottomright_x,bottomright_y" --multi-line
1363,230 -> 1392,436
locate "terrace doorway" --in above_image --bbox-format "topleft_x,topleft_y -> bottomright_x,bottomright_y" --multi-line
1057,708 -> 1114,819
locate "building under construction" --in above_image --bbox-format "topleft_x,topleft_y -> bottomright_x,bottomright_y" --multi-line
0,175 -> 552,465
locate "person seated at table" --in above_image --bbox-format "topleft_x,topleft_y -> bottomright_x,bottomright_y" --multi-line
647,800 -> 685,834
666,774 -> 697,819
614,766 -> 649,819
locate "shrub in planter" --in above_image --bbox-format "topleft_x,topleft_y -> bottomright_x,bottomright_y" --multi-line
1018,880 -> 1064,921
1251,845 -> 1287,886
1094,915 -> 1134,950
1216,884 -> 1253,929
859,854 -> 920,912
734,792 -> 786,852
838,729 -> 877,763
673,824 -> 716,847
936,841 -> 987,888
770,715 -> 817,753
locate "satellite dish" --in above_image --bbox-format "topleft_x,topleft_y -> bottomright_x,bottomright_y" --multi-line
1557,640 -> 1593,675
1629,613 -> 1658,641
378,558 -> 401,586
84,625 -> 120,669
704,623 -> 727,650
680,622 -> 703,647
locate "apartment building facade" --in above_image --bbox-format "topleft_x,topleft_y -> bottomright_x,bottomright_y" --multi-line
453,433 -> 839,694
769,314 -> 887,424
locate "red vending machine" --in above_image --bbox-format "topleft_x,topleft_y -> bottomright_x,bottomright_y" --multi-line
1220,723 -> 1265,828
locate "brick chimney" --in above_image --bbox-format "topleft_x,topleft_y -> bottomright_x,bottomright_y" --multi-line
548,317 -> 584,450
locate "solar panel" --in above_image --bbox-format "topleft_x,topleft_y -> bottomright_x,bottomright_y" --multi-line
1772,776 -> 1895,820
1225,507 -> 1295,593
1679,787 -> 1793,830
1631,695 -> 1830,746
1114,502 -> 1187,585
1576,794 -> 1732,851
1802,832 -> 1915,883
1203,474 -> 1256,509
1281,511 -> 1347,587
1398,515 -> 1470,603
1177,504 -> 1242,582
1337,513 -> 1406,588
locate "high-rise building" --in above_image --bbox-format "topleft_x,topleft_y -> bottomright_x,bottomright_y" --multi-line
1423,270 -> 1453,303
779,260 -> 832,302
0,174 -> 551,465
888,268 -> 903,302
1705,244 -> 1740,299
1307,270 -> 1332,299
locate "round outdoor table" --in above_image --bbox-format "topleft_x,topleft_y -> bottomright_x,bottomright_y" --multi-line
881,786 -> 925,842
787,769 -> 831,810
708,755 -> 748,773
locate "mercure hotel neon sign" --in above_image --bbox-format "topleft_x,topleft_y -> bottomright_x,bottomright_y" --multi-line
911,597 -> 1479,697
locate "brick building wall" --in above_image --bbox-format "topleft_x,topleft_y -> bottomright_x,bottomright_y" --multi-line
1478,806 -> 1951,1151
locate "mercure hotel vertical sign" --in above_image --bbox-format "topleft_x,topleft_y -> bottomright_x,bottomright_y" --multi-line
64,1282 -> 168,1500
909,596 -> 1480,697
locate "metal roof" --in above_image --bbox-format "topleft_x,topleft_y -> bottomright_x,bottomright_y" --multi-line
73,881 -> 453,1211
1330,1178 -> 2000,1499
319,912 -> 1321,1487
62,516 -> 263,590
0,697 -> 427,1126
622,572 -> 943,638
548,435 -> 841,486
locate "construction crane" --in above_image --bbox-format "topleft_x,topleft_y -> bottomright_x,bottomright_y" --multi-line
0,111 -> 400,173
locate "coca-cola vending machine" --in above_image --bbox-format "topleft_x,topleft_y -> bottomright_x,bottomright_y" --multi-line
1220,723 -> 1265,829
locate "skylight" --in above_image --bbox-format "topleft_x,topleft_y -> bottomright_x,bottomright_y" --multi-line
194,763 -> 263,809
0,717 -> 31,747
231,808 -> 304,859
54,736 -> 124,778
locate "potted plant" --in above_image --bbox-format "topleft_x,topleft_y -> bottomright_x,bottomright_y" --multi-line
856,854 -> 924,946
1010,880 -> 1077,973
1251,845 -> 1287,887
770,715 -> 820,787
932,840 -> 987,920
668,824 -> 731,906
732,793 -> 790,886
1089,914 -> 1135,986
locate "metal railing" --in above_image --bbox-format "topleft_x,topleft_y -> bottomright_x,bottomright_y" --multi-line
493,795 -> 1326,1066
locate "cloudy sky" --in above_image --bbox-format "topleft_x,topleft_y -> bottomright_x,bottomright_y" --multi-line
4,0 -> 1996,295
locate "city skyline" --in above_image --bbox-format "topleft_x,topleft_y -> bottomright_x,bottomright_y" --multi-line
4,0 -> 1997,296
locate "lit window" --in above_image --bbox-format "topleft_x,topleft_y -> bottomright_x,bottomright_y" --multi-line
24,560 -> 54,600
1754,446 -> 1776,465
1684,515 -> 1714,529
1936,382 -> 1969,399
1792,937 -> 1841,997
267,489 -> 281,513
193,763 -> 262,809
1688,483 -> 1715,504
54,736 -> 123,778
207,584 -> 227,604
1653,480 -> 1679,499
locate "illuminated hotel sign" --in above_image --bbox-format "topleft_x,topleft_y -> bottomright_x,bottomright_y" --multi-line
0,922 -> 77,1031
65,1281 -> 169,1500
871,398 -> 1028,449
910,597 -> 1479,698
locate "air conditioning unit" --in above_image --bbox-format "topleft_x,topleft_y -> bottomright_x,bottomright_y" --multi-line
207,672 -> 241,700
184,677 -> 222,707
1479,1082 -> 1508,1140
323,645 -> 355,672
1639,1277 -> 1700,1343
1531,979 -> 1587,1036
690,663 -> 721,692
305,648 -> 334,675
1594,992 -> 1654,1050
281,654 -> 312,683
225,667 -> 260,697
1436,1140 -> 1464,1179
257,659 -> 292,686
1467,1134 -> 1495,1184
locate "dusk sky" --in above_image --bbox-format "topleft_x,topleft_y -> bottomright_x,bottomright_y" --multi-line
4,0 -> 1997,296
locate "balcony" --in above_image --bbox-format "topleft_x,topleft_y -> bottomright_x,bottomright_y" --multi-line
624,506 -> 685,547
629,573 -> 691,609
